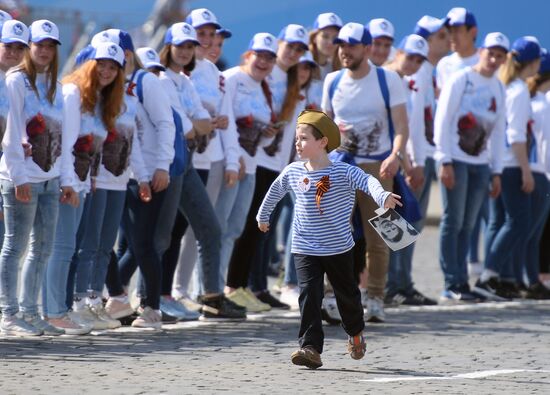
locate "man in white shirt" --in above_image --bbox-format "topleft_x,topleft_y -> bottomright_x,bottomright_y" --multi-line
322,22 -> 409,322
436,7 -> 479,90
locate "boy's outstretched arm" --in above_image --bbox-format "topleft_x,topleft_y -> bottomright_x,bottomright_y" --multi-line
256,169 -> 291,232
384,193 -> 402,209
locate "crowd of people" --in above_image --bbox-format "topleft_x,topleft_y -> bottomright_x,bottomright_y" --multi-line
0,6 -> 548,356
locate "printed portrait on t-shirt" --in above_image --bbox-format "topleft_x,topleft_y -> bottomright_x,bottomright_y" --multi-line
102,121 -> 133,177
339,117 -> 384,157
457,79 -> 499,157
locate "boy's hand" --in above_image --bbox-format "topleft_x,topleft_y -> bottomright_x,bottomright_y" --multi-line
258,222 -> 270,232
384,193 -> 402,209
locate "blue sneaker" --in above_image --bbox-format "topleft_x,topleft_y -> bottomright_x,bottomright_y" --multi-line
160,296 -> 200,321
439,286 -> 478,304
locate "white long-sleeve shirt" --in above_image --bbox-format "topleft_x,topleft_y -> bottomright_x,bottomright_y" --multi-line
61,83 -> 108,193
530,91 -> 550,174
257,161 -> 390,256
0,70 -> 8,146
190,59 -> 240,173
436,51 -> 479,91
128,70 -> 175,177
404,61 -> 436,166
95,94 -> 149,190
223,66 -> 272,175
255,64 -> 305,172
0,71 -> 66,185
434,67 -> 506,173
502,79 -> 533,169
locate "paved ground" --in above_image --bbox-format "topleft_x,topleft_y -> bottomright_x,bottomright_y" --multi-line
1,224 -> 549,394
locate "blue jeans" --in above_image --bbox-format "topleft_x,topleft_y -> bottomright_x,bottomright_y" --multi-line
517,173 -> 550,285
74,189 -> 126,297
485,167 -> 531,282
0,178 -> 60,317
388,157 -> 436,295
214,173 -> 256,291
42,191 -> 86,317
439,161 -> 490,290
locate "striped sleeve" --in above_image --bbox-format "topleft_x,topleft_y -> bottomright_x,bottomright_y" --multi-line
256,167 -> 291,223
346,165 -> 390,208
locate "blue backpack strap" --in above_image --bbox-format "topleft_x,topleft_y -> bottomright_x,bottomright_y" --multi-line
375,66 -> 394,143
135,70 -> 146,103
328,69 -> 346,103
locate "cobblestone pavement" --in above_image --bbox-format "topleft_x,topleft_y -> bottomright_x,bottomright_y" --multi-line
1,226 -> 549,394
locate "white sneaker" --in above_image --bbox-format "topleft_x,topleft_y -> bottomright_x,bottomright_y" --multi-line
175,296 -> 203,312
131,307 -> 162,329
47,315 -> 91,335
365,297 -> 385,323
321,295 -> 341,324
279,286 -> 300,310
72,305 -> 110,330
90,304 -> 121,329
22,314 -> 64,336
0,315 -> 42,336
105,297 -> 135,319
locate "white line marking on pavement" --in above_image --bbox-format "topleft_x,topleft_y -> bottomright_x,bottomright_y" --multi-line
359,369 -> 550,383
386,299 -> 550,314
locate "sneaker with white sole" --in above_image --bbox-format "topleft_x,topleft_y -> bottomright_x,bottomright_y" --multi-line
321,295 -> 341,324
22,314 -> 64,336
0,315 -> 42,336
105,297 -> 134,319
131,306 -> 162,329
365,297 -> 385,323
160,296 -> 200,321
72,305 -> 110,330
175,295 -> 203,312
90,304 -> 121,329
241,288 -> 271,312
47,315 -> 91,335
279,286 -> 300,310
348,332 -> 367,360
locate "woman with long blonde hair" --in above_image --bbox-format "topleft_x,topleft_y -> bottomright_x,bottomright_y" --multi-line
0,20 -> 78,337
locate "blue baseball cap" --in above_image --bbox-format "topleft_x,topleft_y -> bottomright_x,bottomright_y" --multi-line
1,20 -> 29,46
91,42 -> 124,67
445,7 -> 477,28
538,49 -> 550,74
398,34 -> 429,59
91,29 -> 134,52
512,36 -> 542,63
164,22 -> 200,46
186,8 -> 221,30
313,13 -> 343,30
414,15 -> 447,39
366,18 -> 394,40
278,24 -> 309,50
30,19 -> 61,45
248,32 -> 278,55
482,32 -> 510,52
0,10 -> 12,24
136,47 -> 165,71
334,22 -> 372,46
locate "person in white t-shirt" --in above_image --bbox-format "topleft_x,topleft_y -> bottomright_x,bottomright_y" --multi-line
522,51 -> 550,299
322,22 -> 410,323
366,18 -> 394,67
434,33 -> 509,302
480,37 -> 543,300
436,7 -> 479,91
385,32 -> 439,306
309,12 -> 343,80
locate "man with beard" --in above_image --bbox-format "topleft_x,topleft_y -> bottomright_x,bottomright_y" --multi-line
322,22 -> 409,323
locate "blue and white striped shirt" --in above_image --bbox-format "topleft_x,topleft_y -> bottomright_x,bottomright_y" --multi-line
257,161 -> 390,256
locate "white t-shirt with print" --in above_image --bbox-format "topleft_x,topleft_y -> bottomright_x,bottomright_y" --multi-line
434,67 -> 506,173
530,91 -> 550,174
322,62 -> 407,164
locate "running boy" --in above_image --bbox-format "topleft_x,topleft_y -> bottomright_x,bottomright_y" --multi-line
257,109 -> 401,369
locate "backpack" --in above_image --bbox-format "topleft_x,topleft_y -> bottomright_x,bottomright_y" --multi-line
328,66 -> 422,223
134,70 -> 187,178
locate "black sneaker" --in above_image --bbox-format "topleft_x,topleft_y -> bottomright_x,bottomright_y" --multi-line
525,282 -> 550,300
473,278 -> 510,301
199,294 -> 247,320
403,289 -> 438,306
496,281 -> 521,299
256,290 -> 290,309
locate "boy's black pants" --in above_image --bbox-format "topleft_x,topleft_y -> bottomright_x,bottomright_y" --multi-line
294,250 -> 365,354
